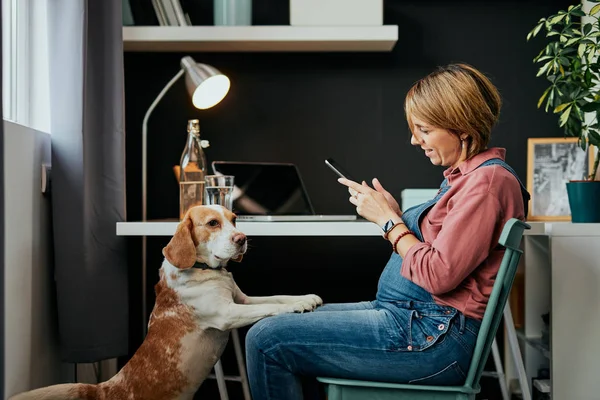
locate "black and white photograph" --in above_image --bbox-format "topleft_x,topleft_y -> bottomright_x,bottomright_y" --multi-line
527,138 -> 594,221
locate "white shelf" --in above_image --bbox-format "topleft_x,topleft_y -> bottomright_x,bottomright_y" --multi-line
122,26 -> 398,52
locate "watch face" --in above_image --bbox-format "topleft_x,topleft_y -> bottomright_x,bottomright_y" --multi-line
383,219 -> 394,232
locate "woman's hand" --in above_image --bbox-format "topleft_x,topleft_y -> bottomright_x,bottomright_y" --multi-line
372,178 -> 402,216
338,178 -> 400,226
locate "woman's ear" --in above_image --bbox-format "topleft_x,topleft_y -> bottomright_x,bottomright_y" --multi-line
163,215 -> 197,269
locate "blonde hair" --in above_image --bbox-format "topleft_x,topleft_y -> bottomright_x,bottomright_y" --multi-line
404,63 -> 502,158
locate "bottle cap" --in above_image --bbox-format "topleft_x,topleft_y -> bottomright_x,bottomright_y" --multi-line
187,119 -> 200,133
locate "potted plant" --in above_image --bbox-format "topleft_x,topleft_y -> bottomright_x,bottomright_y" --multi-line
528,1 -> 600,222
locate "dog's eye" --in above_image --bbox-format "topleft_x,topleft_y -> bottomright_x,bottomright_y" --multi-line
207,219 -> 220,227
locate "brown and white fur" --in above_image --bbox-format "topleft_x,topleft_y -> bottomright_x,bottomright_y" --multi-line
10,205 -> 323,400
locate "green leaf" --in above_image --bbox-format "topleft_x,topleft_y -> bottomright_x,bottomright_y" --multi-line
548,30 -> 561,37
558,56 -> 571,66
550,14 -> 567,24
555,102 -> 571,113
537,60 -> 554,77
538,86 -> 552,109
536,55 -> 554,63
571,9 -> 586,17
583,23 -> 593,36
528,21 -> 545,41
559,105 -> 573,127
564,37 -> 580,47
591,3 -> 600,16
546,88 -> 556,112
578,43 -> 587,58
585,68 -> 593,86
589,130 -> 600,147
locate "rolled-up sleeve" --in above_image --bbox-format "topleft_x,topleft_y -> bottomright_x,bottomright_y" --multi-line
401,191 -> 502,295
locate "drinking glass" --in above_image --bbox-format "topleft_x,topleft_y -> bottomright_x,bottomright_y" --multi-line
204,175 -> 235,210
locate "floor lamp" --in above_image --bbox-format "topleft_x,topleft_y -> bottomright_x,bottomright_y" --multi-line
141,56 -> 230,336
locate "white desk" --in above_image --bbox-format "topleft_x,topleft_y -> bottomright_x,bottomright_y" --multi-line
117,220 -> 600,400
117,220 -> 548,237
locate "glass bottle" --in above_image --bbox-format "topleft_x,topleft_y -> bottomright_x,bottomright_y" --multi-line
179,119 -> 208,220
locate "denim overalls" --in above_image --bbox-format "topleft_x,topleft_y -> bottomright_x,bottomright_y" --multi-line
375,158 -> 529,353
245,158 -> 530,400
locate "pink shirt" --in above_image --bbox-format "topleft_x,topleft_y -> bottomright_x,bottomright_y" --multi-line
401,148 -> 525,320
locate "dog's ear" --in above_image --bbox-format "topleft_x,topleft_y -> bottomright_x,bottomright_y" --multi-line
231,253 -> 243,263
163,215 -> 197,269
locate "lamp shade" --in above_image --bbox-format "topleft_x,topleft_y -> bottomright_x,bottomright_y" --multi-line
180,56 -> 230,110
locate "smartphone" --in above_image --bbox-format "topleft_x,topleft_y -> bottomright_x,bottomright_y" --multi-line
325,158 -> 357,181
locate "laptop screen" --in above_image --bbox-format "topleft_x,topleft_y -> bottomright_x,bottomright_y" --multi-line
211,162 -> 315,216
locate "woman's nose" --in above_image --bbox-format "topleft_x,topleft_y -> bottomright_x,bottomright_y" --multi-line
410,133 -> 420,146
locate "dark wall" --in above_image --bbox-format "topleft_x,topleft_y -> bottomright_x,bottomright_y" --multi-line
123,0 -> 571,396
126,0 -> 570,222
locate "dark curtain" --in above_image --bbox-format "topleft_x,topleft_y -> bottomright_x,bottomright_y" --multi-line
48,0 -> 128,362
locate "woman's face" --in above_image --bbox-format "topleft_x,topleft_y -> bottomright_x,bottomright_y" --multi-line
410,116 -> 467,168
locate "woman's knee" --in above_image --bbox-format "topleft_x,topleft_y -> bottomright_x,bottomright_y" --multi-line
246,315 -> 291,354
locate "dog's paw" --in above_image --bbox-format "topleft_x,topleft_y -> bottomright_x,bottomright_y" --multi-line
287,294 -> 323,313
302,294 -> 323,309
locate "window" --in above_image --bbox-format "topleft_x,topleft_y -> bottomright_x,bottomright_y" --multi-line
2,0 -> 50,132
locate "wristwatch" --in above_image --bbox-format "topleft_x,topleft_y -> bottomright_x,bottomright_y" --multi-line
381,218 -> 404,239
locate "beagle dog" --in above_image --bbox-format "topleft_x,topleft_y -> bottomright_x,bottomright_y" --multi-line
10,205 -> 323,400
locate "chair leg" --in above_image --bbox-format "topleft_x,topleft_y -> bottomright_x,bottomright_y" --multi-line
213,359 -> 230,400
231,328 -> 252,400
504,304 -> 531,400
491,338 -> 511,400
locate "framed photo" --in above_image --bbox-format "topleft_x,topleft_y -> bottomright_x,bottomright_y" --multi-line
527,137 -> 596,221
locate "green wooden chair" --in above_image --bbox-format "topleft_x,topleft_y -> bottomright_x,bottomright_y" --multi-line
317,218 -> 530,400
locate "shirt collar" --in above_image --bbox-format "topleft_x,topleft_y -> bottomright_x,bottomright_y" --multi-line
443,147 -> 507,180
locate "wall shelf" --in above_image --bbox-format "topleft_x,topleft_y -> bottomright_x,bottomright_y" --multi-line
122,26 -> 398,52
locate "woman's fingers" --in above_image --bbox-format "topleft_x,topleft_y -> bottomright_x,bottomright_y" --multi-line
338,178 -> 364,192
372,178 -> 388,194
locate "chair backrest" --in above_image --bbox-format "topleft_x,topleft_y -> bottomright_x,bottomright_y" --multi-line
463,218 -> 530,388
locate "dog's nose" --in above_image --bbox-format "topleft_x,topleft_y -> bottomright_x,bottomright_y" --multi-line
232,232 -> 247,246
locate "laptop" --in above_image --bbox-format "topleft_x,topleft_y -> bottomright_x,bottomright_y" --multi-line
211,161 -> 357,222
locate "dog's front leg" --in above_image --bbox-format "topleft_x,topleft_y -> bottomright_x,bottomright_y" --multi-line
233,284 -> 322,307
208,302 -> 317,331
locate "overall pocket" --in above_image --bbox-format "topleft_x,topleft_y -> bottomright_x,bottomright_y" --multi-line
407,305 -> 456,351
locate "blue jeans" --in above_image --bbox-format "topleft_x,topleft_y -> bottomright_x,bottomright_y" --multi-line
245,300 -> 480,400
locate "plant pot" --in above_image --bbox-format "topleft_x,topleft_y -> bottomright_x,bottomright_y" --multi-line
566,181 -> 600,223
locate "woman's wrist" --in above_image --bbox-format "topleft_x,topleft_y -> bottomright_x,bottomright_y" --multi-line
382,221 -> 406,239
376,211 -> 402,228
